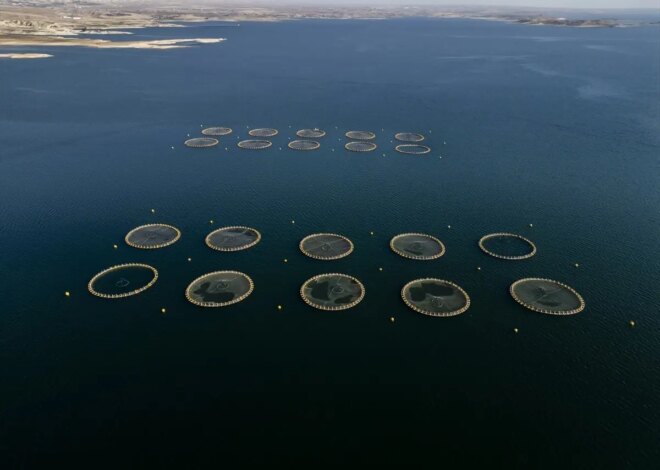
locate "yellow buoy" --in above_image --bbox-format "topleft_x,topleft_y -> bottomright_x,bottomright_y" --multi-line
65,291 -> 70,297
370,231 -> 374,236
390,316 -> 395,323
575,263 -> 580,268
187,258 -> 192,262
514,328 -> 519,333
630,320 -> 635,327
277,305 -> 283,311
161,308 -> 166,314
378,267 -> 383,272
283,259 -> 288,263
113,244 -> 118,249
477,267 -> 481,271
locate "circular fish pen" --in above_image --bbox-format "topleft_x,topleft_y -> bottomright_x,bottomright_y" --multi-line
345,130 -> 376,140
395,144 -> 431,155
479,233 -> 537,260
297,129 -> 326,138
345,141 -> 377,152
201,127 -> 233,136
299,233 -> 354,260
238,139 -> 272,150
401,278 -> 471,317
206,226 -> 261,252
288,140 -> 321,151
88,263 -> 158,299
125,224 -> 181,250
248,128 -> 278,137
184,137 -> 219,148
395,132 -> 425,142
510,278 -> 585,315
185,271 -> 254,308
390,233 -> 445,260
300,273 -> 365,311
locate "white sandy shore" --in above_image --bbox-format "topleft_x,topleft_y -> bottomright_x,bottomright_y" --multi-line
0,37 -> 226,50
0,53 -> 52,59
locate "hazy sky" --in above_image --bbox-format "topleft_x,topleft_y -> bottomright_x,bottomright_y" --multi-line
216,1 -> 660,9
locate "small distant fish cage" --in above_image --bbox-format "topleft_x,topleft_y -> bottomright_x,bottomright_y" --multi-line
185,271 -> 254,308
297,129 -> 326,138
125,223 -> 181,250
345,130 -> 376,140
345,141 -> 377,152
300,273 -> 365,311
202,127 -> 233,136
88,263 -> 158,299
395,132 -> 425,142
299,233 -> 354,260
206,226 -> 261,252
401,278 -> 471,317
390,233 -> 445,260
185,137 -> 219,148
238,139 -> 272,150
510,278 -> 585,315
249,128 -> 278,137
478,233 -> 537,260
395,144 -> 431,155
288,140 -> 321,151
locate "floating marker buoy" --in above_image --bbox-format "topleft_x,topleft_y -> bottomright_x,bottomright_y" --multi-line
574,263 -> 580,268
283,259 -> 288,263
151,209 -> 155,213
225,147 -> 228,151
187,133 -> 190,137
477,267 -> 481,271
187,258 -> 192,262
630,320 -> 635,327
291,220 -> 295,224
161,308 -> 166,314
209,220 -> 214,224
65,291 -> 70,297
277,305 -> 283,311
113,244 -> 118,249
370,231 -> 374,236
529,223 -> 534,228
514,328 -> 519,333
379,267 -> 383,272
447,225 -> 451,229
390,316 -> 395,323
171,146 -> 175,150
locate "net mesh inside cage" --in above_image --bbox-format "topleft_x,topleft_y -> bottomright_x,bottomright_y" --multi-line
395,132 -> 425,142
186,271 -> 254,307
345,130 -> 376,140
248,128 -> 278,137
238,139 -> 272,150
479,233 -> 537,260
88,263 -> 158,299
510,278 -> 585,315
300,273 -> 365,311
288,140 -> 321,151
206,226 -> 261,252
300,233 -> 354,260
401,278 -> 470,317
185,137 -> 219,148
345,141 -> 377,152
390,233 -> 445,260
202,127 -> 233,136
296,129 -> 326,138
125,224 -> 181,249
395,144 -> 431,155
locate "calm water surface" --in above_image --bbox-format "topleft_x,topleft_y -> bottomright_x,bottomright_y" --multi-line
1,18 -> 659,467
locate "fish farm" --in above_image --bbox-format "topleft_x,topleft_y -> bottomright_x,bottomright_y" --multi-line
125,224 -> 181,250
299,233 -> 354,260
401,278 -> 471,317
390,233 -> 445,260
184,137 -> 219,148
300,273 -> 365,311
185,271 -> 255,308
88,263 -> 158,299
201,127 -> 233,136
288,139 -> 321,151
510,278 -> 585,315
206,226 -> 261,252
479,233 -> 537,260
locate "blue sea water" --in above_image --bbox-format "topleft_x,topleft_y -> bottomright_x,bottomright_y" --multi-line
1,18 -> 659,467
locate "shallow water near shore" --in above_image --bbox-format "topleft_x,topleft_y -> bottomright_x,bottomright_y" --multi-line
1,18 -> 659,467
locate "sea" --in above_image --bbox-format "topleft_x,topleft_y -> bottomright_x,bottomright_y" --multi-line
1,17 -> 659,468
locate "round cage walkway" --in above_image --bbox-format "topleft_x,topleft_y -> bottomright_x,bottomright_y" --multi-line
288,140 -> 321,151
395,132 -> 425,142
297,129 -> 326,138
479,233 -> 537,260
300,233 -> 354,260
345,130 -> 376,140
401,278 -> 471,317
248,128 -> 278,137
510,278 -> 585,315
345,141 -> 377,152
185,271 -> 254,308
125,224 -> 181,250
238,140 -> 272,150
390,233 -> 445,260
202,127 -> 233,136
395,144 -> 431,155
206,226 -> 261,252
185,137 -> 219,148
300,273 -> 365,311
88,263 -> 158,299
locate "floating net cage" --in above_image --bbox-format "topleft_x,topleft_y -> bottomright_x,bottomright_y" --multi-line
125,224 -> 181,250
299,233 -> 354,260
297,129 -> 326,138
206,226 -> 261,252
345,130 -> 376,140
288,139 -> 320,151
395,144 -> 431,155
238,139 -> 272,150
184,137 -> 219,148
390,233 -> 445,260
345,141 -> 377,152
510,278 -> 585,315
395,132 -> 425,142
248,128 -> 278,137
202,127 -> 233,136
88,263 -> 158,299
479,233 -> 537,260
401,278 -> 471,317
300,273 -> 365,311
186,271 -> 254,308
